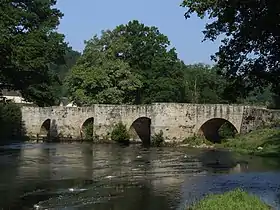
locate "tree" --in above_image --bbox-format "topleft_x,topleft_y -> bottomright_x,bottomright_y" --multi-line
50,49 -> 81,99
183,63 -> 228,103
66,58 -> 143,105
66,20 -> 185,105
238,85 -> 274,106
0,0 -> 67,106
114,21 -> 185,104
51,49 -> 81,81
181,0 -> 280,99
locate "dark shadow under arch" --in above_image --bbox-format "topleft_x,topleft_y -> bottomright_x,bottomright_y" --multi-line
39,119 -> 51,139
198,118 -> 238,143
129,117 -> 151,145
81,117 -> 94,140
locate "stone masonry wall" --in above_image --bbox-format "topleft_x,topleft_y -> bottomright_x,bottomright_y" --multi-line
21,106 -> 95,139
152,103 -> 244,141
93,104 -> 153,140
240,106 -> 280,133
21,103 -> 280,142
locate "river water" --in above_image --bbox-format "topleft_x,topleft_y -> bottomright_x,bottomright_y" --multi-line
0,143 -> 280,210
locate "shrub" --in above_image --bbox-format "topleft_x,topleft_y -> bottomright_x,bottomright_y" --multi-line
111,122 -> 130,144
0,103 -> 25,141
218,122 -> 237,140
183,135 -> 213,146
83,123 -> 93,140
151,130 -> 164,147
188,188 -> 271,210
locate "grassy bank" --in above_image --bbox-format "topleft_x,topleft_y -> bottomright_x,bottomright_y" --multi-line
188,188 -> 271,210
182,126 -> 280,158
219,128 -> 280,158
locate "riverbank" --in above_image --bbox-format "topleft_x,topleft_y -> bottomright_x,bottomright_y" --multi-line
188,188 -> 271,210
181,125 -> 280,158
217,127 -> 280,158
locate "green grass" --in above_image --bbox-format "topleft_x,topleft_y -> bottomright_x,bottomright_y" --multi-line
188,188 -> 271,210
219,128 -> 280,158
182,126 -> 280,158
183,135 -> 213,146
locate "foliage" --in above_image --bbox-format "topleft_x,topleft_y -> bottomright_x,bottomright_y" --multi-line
0,0 -> 68,106
188,188 -> 271,210
0,103 -> 24,140
66,20 -> 185,105
182,63 -> 278,106
66,59 -> 142,105
218,122 -> 237,140
183,135 -> 213,146
219,127 -> 280,158
111,122 -> 130,144
151,130 -> 164,147
181,0 -> 280,100
238,86 -> 274,107
50,49 -> 81,99
183,64 -> 228,103
82,122 -> 94,141
267,95 -> 280,109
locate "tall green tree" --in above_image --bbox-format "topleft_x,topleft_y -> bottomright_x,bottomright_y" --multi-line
0,0 -> 67,106
113,21 -> 185,103
66,20 -> 185,105
50,49 -> 81,99
181,0 -> 280,100
67,58 -> 143,105
183,63 -> 228,103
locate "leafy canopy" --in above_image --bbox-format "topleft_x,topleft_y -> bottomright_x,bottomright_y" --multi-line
66,20 -> 185,105
183,63 -> 228,103
50,49 -> 81,99
181,0 -> 280,96
0,0 -> 67,106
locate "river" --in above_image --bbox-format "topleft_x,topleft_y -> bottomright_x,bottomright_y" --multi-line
0,143 -> 279,210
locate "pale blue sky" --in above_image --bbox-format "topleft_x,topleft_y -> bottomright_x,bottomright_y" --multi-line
55,0 -> 219,64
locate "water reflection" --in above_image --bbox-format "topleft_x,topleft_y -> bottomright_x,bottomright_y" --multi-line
0,144 -> 23,209
0,143 -> 279,209
180,172 -> 280,209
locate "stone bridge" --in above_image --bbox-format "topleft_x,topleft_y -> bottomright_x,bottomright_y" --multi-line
21,103 -> 280,143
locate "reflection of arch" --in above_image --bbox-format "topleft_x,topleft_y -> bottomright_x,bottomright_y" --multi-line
39,119 -> 51,138
80,117 -> 94,140
129,117 -> 151,145
198,118 -> 238,143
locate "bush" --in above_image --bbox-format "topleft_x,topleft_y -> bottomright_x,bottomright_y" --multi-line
0,103 -> 24,141
83,123 -> 94,140
218,122 -> 237,140
267,95 -> 280,109
183,135 -> 213,146
188,188 -> 271,210
111,122 -> 130,144
151,130 -> 164,147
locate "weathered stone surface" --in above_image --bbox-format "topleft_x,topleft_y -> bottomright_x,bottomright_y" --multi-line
21,103 -> 280,142
240,106 -> 280,133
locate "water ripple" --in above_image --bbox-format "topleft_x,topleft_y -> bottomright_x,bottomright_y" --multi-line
0,143 -> 279,210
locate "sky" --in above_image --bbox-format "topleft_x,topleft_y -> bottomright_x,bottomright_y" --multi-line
55,0 -> 220,65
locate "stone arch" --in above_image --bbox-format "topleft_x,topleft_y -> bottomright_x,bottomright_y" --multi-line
197,118 -> 238,143
80,117 -> 94,140
39,119 -> 51,138
129,117 -> 151,145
